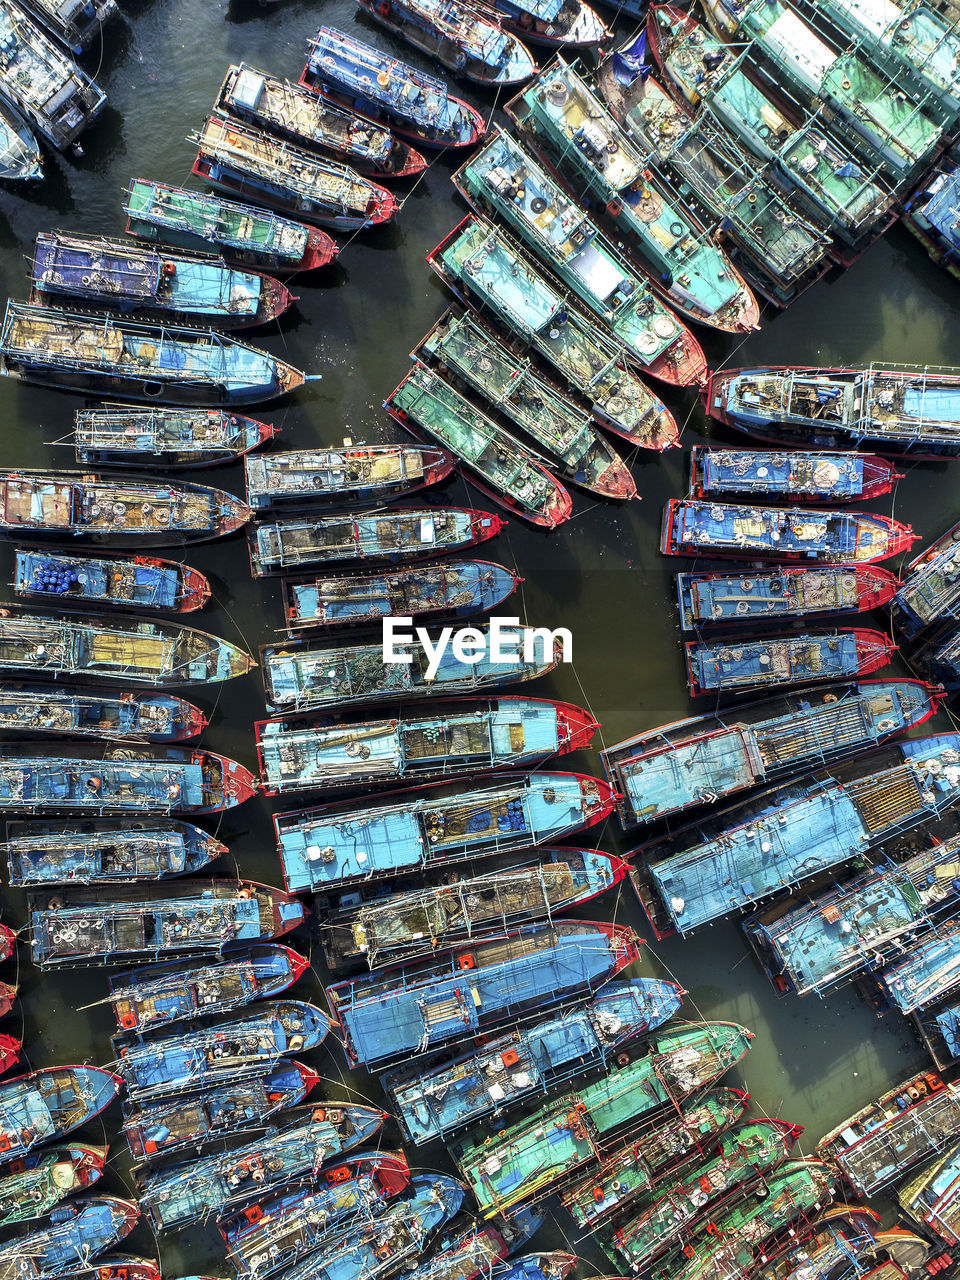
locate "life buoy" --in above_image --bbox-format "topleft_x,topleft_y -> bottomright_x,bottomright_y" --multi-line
120,1011 -> 137,1030
238,888 -> 253,899
312,1108 -> 326,1122
245,1204 -> 264,1224
378,0 -> 391,13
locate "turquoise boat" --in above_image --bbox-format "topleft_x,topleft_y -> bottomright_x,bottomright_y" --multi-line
453,129 -> 707,386
0,1066 -> 121,1159
892,520 -> 960,638
0,1195 -> 138,1277
427,215 -> 679,449
505,59 -> 761,334
382,978 -> 685,1142
274,770 -> 618,891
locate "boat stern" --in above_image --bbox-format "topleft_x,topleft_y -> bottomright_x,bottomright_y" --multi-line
180,567 -> 212,612
554,700 -> 601,753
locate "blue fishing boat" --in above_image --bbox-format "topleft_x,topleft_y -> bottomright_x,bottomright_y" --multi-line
28,879 -> 304,967
218,1153 -> 412,1278
354,0 -> 536,86
919,992 -> 960,1070
880,924 -> 960,1017
137,1104 -> 387,1230
18,0 -> 117,53
115,1001 -> 331,1098
453,129 -> 707,387
484,0 -> 607,48
106,944 -> 309,1034
256,696 -> 598,794
281,559 -> 520,632
326,918 -> 642,1067
382,978 -> 684,1143
689,448 -> 899,502
319,848 -> 628,968
249,505 -> 503,576
0,301 -> 310,406
352,1215 -> 532,1280
0,1144 -> 105,1230
904,161 -> 960,285
633,733 -> 960,939
244,443 -> 454,510
684,628 -> 897,696
0,1065 -> 121,1160
0,96 -> 41,181
600,679 -> 943,830
661,498 -> 916,562
3,817 -> 226,886
0,1195 -> 139,1276
261,623 -> 561,714
0,608 -> 254,685
14,549 -> 211,612
0,0 -> 105,150
122,1060 -> 318,1162
676,565 -> 900,629
29,232 -> 296,330
0,686 -> 206,743
892,521 -> 960,638
274,770 -> 618,892
71,405 -> 277,469
705,364 -> 960,457
301,27 -> 487,150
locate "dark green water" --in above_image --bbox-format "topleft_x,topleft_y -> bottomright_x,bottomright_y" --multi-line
1,0 -> 959,1273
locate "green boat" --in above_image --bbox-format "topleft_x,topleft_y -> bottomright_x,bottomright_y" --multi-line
505,59 -> 761,334
590,1119 -> 801,1266
416,309 -> 635,500
427,215 -> 678,451
450,1021 -> 753,1216
385,362 -> 572,529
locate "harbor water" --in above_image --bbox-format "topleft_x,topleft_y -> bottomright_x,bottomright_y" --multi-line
1,0 -> 959,1271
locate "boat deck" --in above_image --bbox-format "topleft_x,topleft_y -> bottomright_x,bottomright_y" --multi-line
679,567 -> 861,624
125,179 -> 311,260
834,1085 -> 960,1195
882,924 -> 960,1013
619,727 -> 764,824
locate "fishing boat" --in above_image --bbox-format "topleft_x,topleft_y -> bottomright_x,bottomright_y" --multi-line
0,925 -> 14,961
661,498 -> 915,563
898,1140 -> 960,1246
586,1119 -> 799,1252
3,816 -> 226,886
647,6 -> 898,251
0,1065 -> 121,1159
705,363 -> 960,457
18,0 -> 117,53
256,695 -> 598,794
684,628 -> 897,697
14,549 -> 211,611
191,116 -> 397,232
0,609 -> 254,686
136,1104 -> 387,1230
261,622 -> 561,715
382,978 -> 684,1143
748,1209 -> 890,1280
0,1195 -> 139,1276
29,232 -> 296,330
915,628 -> 960,690
600,679 -> 944,829
0,97 -> 41,181
689,448 -> 900,502
744,837 -> 960,999
903,161 -> 960,285
0,686 -> 206,744
28,879 -> 304,967
879,923 -> 960,1017
676,565 -> 900,629
892,521 -> 960,638
280,558 -> 520,631
0,981 -> 15,1015
274,770 -> 618,891
0,1144 -> 105,1230
215,64 -> 426,178
0,0 -> 105,150
450,1021 -> 753,1215
597,47 -> 833,308
327,919 -> 641,1067
0,301 -> 309,406
301,27 -> 487,150
487,0 -> 608,47
453,130 -> 707,386
816,1073 -> 960,1196
320,848 -> 628,967
504,59 -> 761,334
386,364 -> 573,528
122,1060 -> 317,1162
115,1002 -> 331,1098
632,733 -> 960,939
123,178 -> 339,275
249,505 -> 502,576
427,216 -> 679,450
244,443 -> 454,510
106,944 -> 309,1033
373,1214 -> 535,1280
218,1153 -> 412,1278
354,0 -> 537,86
415,309 -> 636,500
70,405 -> 276,469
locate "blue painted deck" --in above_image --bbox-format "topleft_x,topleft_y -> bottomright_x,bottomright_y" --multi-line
620,727 -> 764,825
665,499 -> 885,558
882,926 -> 960,1013
0,755 -> 209,811
914,165 -> 960,254
276,772 -> 598,891
688,631 -> 868,693
677,567 -> 864,626
0,1196 -> 134,1274
696,450 -> 869,498
0,1067 -> 119,1156
936,1003 -> 960,1056
893,531 -> 960,637
15,550 -> 182,609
